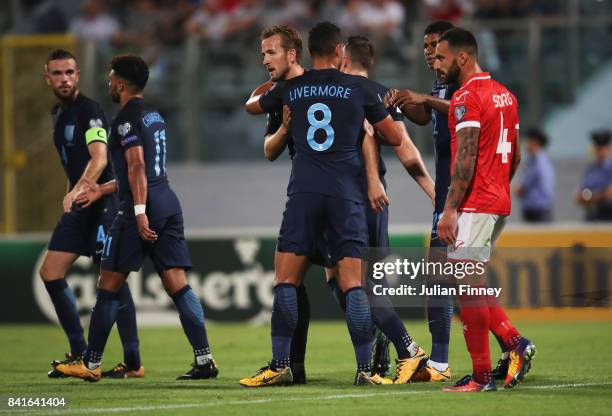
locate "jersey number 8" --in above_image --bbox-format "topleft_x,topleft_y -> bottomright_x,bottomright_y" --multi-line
307,103 -> 334,151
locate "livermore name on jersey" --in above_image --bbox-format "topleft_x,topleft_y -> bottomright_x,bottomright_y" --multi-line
288,84 -> 353,101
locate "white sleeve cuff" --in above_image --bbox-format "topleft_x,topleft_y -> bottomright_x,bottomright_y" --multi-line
515,123 -> 520,130
455,121 -> 481,132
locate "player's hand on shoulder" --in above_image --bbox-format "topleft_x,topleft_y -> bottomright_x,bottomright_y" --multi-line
281,105 -> 291,130
437,209 -> 458,246
395,89 -> 426,107
367,177 -> 389,213
136,214 -> 158,242
384,89 -> 399,108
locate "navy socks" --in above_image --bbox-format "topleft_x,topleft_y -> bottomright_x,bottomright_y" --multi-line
44,279 -> 87,356
271,284 -> 298,370
85,289 -> 120,368
370,296 -> 416,360
116,283 -> 141,370
290,284 -> 310,366
427,291 -> 454,364
345,287 -> 373,372
171,285 -> 212,364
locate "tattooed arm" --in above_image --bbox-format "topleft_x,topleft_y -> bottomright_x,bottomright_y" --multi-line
437,127 -> 480,246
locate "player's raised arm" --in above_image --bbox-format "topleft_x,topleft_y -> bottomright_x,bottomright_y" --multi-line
437,126 -> 480,245
386,88 -> 451,126
245,80 -> 275,114
364,84 -> 402,146
392,121 -> 435,204
263,105 -> 291,161
385,89 -> 430,125
393,89 -> 451,114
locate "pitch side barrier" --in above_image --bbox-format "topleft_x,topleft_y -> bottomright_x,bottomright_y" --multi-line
1,223 -> 611,324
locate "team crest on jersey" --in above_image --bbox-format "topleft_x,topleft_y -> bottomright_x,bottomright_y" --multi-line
89,118 -> 103,128
64,125 -> 75,145
454,105 -> 466,121
117,122 -> 131,137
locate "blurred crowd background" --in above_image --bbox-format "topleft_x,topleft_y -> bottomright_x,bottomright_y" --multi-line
1,0 -> 612,231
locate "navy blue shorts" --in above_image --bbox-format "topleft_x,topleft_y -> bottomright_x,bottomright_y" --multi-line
277,193 -> 368,266
48,201 -> 116,263
101,212 -> 192,275
366,204 -> 389,248
365,204 -> 390,262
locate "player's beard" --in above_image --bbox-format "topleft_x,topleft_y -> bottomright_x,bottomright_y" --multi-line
53,84 -> 76,102
110,86 -> 120,103
442,60 -> 461,84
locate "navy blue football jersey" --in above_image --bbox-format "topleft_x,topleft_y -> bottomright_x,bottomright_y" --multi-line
52,93 -> 113,188
430,80 -> 458,212
259,68 -> 389,203
110,98 -> 181,220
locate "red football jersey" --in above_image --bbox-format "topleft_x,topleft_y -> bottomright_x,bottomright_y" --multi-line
448,72 -> 519,215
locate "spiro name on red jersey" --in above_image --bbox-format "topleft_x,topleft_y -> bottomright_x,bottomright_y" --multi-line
448,72 -> 519,216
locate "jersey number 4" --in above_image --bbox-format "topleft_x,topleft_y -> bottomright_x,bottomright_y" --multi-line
307,103 -> 334,151
496,112 -> 512,164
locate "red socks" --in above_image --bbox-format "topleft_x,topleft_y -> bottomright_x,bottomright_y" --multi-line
488,295 -> 521,351
458,290 -> 492,384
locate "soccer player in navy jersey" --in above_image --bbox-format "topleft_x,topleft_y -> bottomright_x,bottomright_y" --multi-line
252,25 -> 310,384
54,55 -> 217,382
386,20 -> 457,383
240,22 -> 429,387
42,49 -> 142,379
250,28 -> 436,383
338,35 -> 437,382
251,26 -> 394,383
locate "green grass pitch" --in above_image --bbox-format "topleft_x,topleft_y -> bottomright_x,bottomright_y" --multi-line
1,320 -> 612,415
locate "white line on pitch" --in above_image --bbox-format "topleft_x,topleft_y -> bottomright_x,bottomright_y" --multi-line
3,381 -> 612,415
